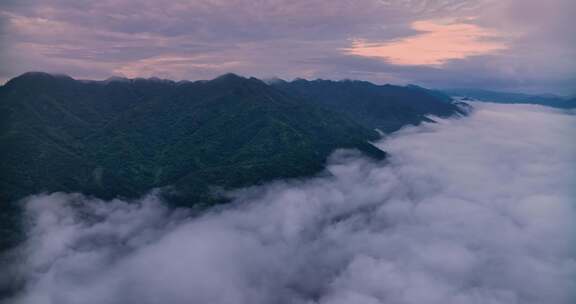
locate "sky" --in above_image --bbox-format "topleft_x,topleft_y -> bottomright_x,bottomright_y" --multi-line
0,0 -> 574,94
3,102 -> 575,303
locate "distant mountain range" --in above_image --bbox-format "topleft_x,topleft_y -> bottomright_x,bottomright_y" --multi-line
444,88 -> 576,109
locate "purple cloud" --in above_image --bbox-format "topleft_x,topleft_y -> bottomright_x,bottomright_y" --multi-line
0,0 -> 574,94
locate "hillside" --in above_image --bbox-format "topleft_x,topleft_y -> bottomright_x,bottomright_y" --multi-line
0,73 -> 467,206
272,79 -> 464,132
0,72 -> 388,206
0,72 -> 466,250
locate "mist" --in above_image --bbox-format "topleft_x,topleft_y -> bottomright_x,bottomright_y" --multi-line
2,102 -> 576,304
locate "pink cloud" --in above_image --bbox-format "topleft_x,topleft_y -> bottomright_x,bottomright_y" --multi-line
345,18 -> 509,66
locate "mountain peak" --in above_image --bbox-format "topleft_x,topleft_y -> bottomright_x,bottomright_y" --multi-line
208,73 -> 269,90
4,71 -> 75,89
9,71 -> 73,82
19,71 -> 71,78
103,76 -> 130,84
213,73 -> 245,82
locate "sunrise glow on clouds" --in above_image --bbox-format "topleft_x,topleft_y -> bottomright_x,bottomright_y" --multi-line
0,0 -> 574,93
346,18 -> 509,66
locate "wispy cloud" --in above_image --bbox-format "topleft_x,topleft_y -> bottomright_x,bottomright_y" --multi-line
345,18 -> 508,66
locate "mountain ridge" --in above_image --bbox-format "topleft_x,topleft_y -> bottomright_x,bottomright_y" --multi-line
272,78 -> 464,132
1,72 -> 387,204
0,71 -> 466,250
0,71 -> 466,205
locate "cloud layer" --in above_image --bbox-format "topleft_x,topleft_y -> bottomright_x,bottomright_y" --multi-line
3,103 -> 576,304
0,0 -> 574,94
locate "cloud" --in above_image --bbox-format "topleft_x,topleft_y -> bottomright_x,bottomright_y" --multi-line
345,18 -> 508,66
2,102 -> 575,304
1,0 -> 573,93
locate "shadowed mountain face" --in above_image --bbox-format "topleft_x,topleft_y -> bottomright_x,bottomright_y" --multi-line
272,79 -> 463,133
0,73 -> 464,206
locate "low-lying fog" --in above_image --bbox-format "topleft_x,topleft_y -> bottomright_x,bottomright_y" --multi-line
3,102 -> 575,304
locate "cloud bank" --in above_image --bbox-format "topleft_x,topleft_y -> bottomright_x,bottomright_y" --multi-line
2,103 -> 576,304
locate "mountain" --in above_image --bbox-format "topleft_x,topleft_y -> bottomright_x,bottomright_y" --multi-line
0,73 -> 466,205
444,88 -> 576,109
272,79 -> 464,133
0,72 -> 388,206
0,72 -> 464,249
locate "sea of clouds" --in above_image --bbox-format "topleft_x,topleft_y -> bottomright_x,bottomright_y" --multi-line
2,102 -> 575,304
